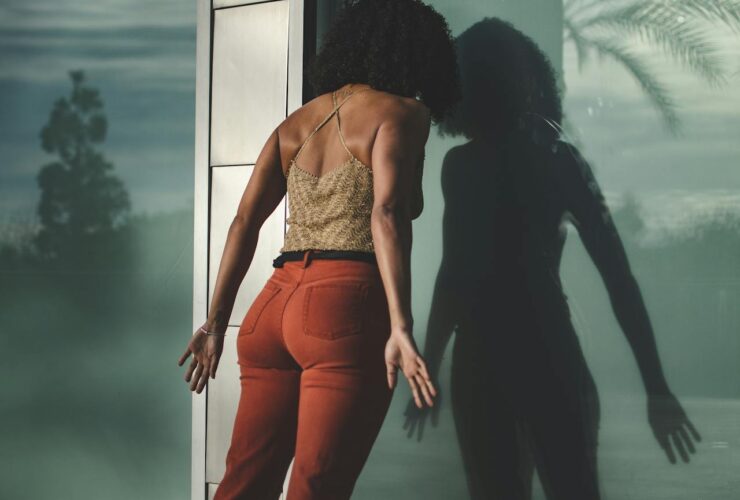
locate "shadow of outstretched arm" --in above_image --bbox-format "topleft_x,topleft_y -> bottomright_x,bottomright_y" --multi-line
556,141 -> 701,463
403,154 -> 461,441
402,261 -> 460,441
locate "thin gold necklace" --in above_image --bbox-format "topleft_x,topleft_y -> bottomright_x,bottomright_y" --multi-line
339,83 -> 371,98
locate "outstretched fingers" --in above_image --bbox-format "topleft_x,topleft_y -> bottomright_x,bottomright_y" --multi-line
387,362 -> 397,390
404,361 -> 432,408
686,418 -> 702,441
657,433 -> 677,464
195,357 -> 210,393
671,431 -> 690,463
185,358 -> 198,382
414,373 -> 434,407
190,362 -> 203,391
677,425 -> 695,455
406,371 -> 423,408
416,357 -> 437,397
178,346 -> 192,366
209,352 -> 220,379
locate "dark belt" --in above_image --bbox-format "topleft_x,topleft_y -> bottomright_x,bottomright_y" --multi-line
272,249 -> 377,268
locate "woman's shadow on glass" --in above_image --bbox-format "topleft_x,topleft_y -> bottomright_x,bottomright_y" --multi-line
402,17 -> 701,500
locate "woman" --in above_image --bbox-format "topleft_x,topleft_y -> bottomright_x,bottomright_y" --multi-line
404,17 -> 700,500
178,1 -> 461,499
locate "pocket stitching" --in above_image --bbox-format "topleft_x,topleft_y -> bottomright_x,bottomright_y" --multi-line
240,284 -> 281,335
303,283 -> 368,340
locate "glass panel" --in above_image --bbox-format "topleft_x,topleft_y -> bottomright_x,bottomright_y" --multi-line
313,2 -> 738,499
0,1 -> 196,499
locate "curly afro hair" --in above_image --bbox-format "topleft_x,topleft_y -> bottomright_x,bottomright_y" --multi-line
306,0 -> 461,125
437,17 -> 563,143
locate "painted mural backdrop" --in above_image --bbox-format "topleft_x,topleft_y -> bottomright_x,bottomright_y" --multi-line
2,1 -> 739,499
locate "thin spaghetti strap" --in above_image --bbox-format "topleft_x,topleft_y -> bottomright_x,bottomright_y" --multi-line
289,88 -> 370,174
292,93 -> 340,164
334,88 -> 370,158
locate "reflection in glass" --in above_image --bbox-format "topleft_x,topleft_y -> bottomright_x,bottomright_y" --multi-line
405,15 -> 706,500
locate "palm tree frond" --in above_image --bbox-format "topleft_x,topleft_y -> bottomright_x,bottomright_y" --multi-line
668,0 -> 740,34
580,2 -> 726,86
564,18 -> 591,72
566,0 -> 624,24
587,37 -> 681,135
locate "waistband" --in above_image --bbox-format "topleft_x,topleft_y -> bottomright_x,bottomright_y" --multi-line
272,249 -> 377,268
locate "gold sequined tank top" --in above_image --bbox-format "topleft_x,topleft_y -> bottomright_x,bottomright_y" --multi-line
280,88 -> 376,253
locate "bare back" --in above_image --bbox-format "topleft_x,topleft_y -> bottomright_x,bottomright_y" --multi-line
278,86 -> 425,179
275,84 -> 429,253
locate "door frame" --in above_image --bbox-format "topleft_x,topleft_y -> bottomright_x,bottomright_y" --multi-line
191,1 -> 310,498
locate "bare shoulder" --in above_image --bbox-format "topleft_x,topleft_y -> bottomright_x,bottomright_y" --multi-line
279,89 -> 427,129
278,93 -> 328,136
381,92 -> 430,127
372,92 -> 431,147
370,93 -> 431,174
275,89 -> 430,169
273,93 -> 333,167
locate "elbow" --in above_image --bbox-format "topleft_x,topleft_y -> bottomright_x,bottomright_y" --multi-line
229,215 -> 257,240
371,202 -> 408,224
231,214 -> 250,230
370,203 -> 412,252
372,203 -> 397,216
604,268 -> 640,304
371,203 -> 408,235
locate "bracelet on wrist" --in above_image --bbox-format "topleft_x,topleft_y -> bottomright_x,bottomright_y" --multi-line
199,326 -> 226,337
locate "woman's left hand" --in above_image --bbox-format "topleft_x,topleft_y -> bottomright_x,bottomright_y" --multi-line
178,324 -> 225,393
385,327 -> 437,408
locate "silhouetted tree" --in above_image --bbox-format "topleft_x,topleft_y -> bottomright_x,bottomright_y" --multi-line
33,69 -> 130,261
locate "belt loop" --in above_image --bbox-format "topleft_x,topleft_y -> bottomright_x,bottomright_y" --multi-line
302,249 -> 313,268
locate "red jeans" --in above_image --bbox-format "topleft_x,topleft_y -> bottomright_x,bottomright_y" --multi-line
213,250 -> 395,500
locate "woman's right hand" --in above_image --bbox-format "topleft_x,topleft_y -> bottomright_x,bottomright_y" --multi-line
384,327 -> 437,408
177,323 -> 225,394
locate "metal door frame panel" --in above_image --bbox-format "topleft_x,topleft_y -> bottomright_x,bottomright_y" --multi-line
192,1 -> 305,498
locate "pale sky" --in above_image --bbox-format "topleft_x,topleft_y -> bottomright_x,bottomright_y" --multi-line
1,0 -> 738,241
0,0 -> 196,223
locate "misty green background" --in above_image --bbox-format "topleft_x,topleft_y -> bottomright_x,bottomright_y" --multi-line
1,1 -> 195,499
1,1 -> 739,499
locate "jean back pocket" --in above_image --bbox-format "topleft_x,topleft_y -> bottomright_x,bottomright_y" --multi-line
302,282 -> 369,340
